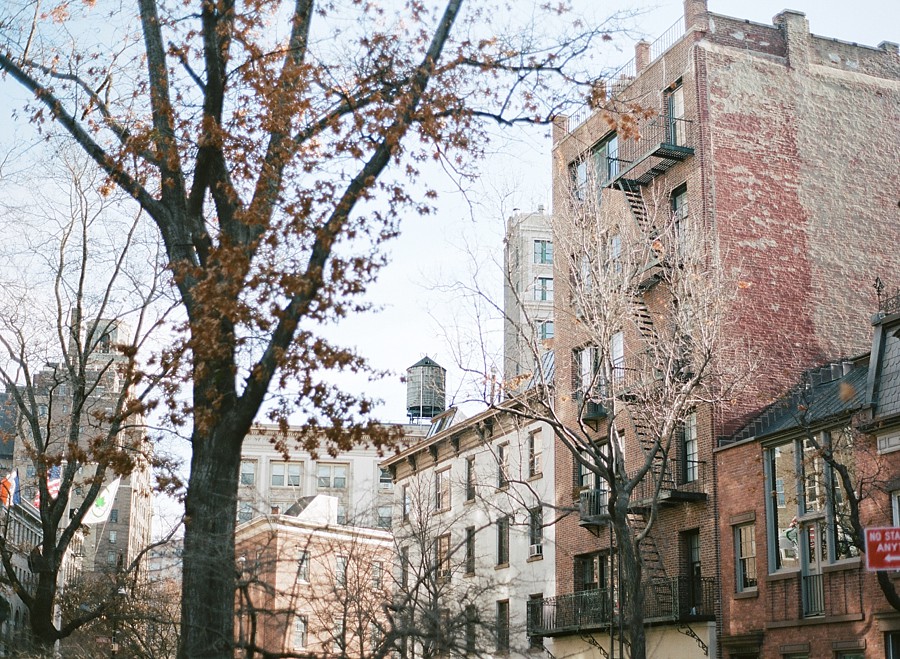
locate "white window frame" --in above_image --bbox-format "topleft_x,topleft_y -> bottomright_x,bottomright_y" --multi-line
293,615 -> 308,649
533,240 -> 553,264
683,412 -> 698,482
734,523 -> 757,592
528,430 -> 543,478
534,277 -> 553,302
240,461 -> 256,486
317,463 -> 348,490
435,468 -> 451,511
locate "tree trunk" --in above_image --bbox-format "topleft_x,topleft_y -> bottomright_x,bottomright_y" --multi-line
613,505 -> 646,659
178,429 -> 242,658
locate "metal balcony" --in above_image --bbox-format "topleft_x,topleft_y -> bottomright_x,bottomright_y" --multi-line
527,577 -> 716,637
629,457 -> 708,508
609,117 -> 696,189
578,488 -> 611,528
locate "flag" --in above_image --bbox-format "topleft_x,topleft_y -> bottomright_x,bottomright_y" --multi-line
32,465 -> 62,508
0,469 -> 19,507
82,477 -> 121,525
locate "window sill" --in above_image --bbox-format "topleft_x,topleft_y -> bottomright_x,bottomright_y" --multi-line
733,589 -> 758,599
766,569 -> 800,582
527,473 -> 543,482
434,507 -> 451,514
495,563 -> 510,571
464,498 -> 475,506
823,557 -> 861,573
464,570 -> 475,578
527,554 -> 544,563
497,484 -> 510,492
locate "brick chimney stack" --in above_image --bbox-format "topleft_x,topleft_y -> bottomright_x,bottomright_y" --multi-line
684,0 -> 708,31
635,40 -> 651,73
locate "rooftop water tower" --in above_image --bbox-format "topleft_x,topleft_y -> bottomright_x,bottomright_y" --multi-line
406,356 -> 446,421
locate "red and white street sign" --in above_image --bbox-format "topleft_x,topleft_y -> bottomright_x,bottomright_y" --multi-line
865,527 -> 900,571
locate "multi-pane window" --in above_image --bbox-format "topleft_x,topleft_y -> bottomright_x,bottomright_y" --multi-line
766,431 -> 859,572
110,509 -> 118,523
335,555 -> 347,588
436,533 -> 451,578
667,84 -> 685,146
496,600 -> 510,653
109,530 -> 117,544
609,234 -> 622,273
528,431 -> 542,477
533,240 -> 553,264
611,332 -> 625,384
497,443 -> 509,488
297,550 -> 310,582
401,546 -> 409,589
497,516 -> 510,565
370,623 -> 382,651
435,468 -> 451,511
379,467 -> 393,490
465,605 -> 477,654
238,502 -> 253,523
402,484 -> 411,521
573,345 -> 602,400
683,411 -> 698,482
892,491 -> 900,526
465,526 -> 476,574
672,184 -> 689,257
377,505 -> 392,529
592,133 -> 619,184
333,617 -> 346,654
293,615 -> 307,649
529,507 -> 543,549
571,159 -> 588,200
575,449 -> 595,491
240,461 -> 256,486
534,277 -> 553,302
537,320 -> 554,340
271,462 -> 301,487
735,524 -> 757,591
465,456 -> 476,501
372,561 -> 383,589
317,463 -> 348,489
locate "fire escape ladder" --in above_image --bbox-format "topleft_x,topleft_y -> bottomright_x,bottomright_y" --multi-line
630,296 -> 656,343
619,184 -> 654,236
627,511 -> 674,614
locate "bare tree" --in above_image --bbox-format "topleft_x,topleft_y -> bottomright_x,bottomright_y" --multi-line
0,2 -> 645,654
0,145 -> 174,652
483,174 -> 753,656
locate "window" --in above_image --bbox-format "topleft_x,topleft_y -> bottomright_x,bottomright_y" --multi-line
333,617 -> 346,654
317,463 -> 347,489
465,526 -> 476,574
465,456 -> 476,501
465,605 -> 477,654
401,546 -> 409,589
238,502 -> 253,523
534,277 -> 553,302
667,83 -> 685,146
497,516 -> 510,565
240,461 -> 256,486
110,509 -> 118,523
107,551 -> 117,565
575,449 -> 596,491
537,319 -> 554,340
528,431 -> 543,477
571,158 -> 588,200
377,505 -> 392,529
765,431 -> 859,575
534,240 -> 553,264
672,184 -> 689,257
297,550 -> 310,582
609,233 -> 622,273
683,411 -> 698,482
573,345 -> 603,403
496,600 -> 510,653
529,507 -> 543,549
528,593 -> 544,648
337,502 -> 347,525
293,615 -> 307,649
335,555 -> 347,588
590,133 -> 619,185
611,332 -> 624,384
892,490 -> 900,526
372,561 -> 383,589
435,468 -> 451,511
887,631 -> 900,659
370,622 -> 382,650
271,461 -> 299,487
109,530 -> 117,544
379,467 -> 393,490
436,533 -> 451,578
402,485 -> 410,521
497,444 -> 509,488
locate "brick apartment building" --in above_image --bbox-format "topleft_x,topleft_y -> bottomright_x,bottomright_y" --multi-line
530,0 -> 900,656
716,295 -> 900,658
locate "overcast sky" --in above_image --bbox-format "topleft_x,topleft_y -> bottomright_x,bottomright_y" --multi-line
328,0 -> 900,424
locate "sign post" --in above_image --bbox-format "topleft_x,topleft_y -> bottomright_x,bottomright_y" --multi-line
865,527 -> 900,571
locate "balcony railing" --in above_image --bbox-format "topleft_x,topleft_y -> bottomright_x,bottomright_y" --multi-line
527,577 -> 716,637
802,573 -> 825,617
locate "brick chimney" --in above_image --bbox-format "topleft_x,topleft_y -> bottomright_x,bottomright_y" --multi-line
773,10 -> 810,71
635,40 -> 651,74
683,0 -> 708,31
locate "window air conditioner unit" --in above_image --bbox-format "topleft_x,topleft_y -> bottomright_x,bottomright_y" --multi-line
529,544 -> 543,558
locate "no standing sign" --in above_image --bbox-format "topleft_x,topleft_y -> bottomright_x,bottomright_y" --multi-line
865,527 -> 900,571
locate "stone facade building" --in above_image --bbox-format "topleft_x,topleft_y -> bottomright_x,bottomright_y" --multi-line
534,0 -> 900,656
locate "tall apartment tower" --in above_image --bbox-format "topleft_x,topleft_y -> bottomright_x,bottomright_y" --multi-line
502,207 -> 553,389
532,0 -> 900,656
14,319 -> 153,576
